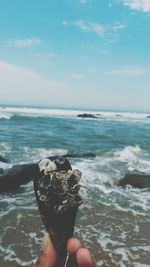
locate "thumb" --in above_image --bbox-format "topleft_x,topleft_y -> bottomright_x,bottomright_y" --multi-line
34,233 -> 57,267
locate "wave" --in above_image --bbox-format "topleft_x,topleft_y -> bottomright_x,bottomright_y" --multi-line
74,145 -> 150,185
1,143 -> 150,177
71,145 -> 150,213
1,142 -> 150,177
0,106 -> 81,119
0,112 -> 12,120
0,143 -> 68,165
20,147 -> 68,163
114,145 -> 150,173
0,106 -> 150,122
0,143 -> 12,165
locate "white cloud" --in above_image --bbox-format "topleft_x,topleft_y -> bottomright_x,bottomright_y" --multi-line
70,73 -> 85,80
112,23 -> 125,31
5,37 -> 41,48
62,20 -> 106,37
122,0 -> 150,12
63,20 -> 125,41
107,67 -> 148,77
74,20 -> 106,36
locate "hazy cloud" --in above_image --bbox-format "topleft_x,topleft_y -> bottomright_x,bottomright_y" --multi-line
62,20 -> 106,36
122,0 -> 150,12
74,20 -> 106,36
31,53 -> 56,59
112,23 -> 126,31
5,37 -> 41,48
107,67 -> 148,77
70,73 -> 85,80
63,20 -> 125,41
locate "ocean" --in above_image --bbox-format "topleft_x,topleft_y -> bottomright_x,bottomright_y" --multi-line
0,106 -> 150,267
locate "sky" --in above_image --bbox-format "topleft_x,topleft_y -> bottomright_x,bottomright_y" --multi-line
0,0 -> 150,111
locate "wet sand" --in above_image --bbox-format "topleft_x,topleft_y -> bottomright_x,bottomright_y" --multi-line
0,258 -> 20,267
0,263 -> 20,267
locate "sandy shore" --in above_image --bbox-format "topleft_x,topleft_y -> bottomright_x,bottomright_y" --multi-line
0,261 -> 20,267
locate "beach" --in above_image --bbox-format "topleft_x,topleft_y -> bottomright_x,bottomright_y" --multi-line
0,106 -> 150,266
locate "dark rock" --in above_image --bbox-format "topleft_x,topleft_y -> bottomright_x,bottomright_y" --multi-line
0,168 -> 4,174
119,173 -> 150,188
0,155 -> 9,163
0,163 -> 38,192
146,115 -> 150,118
62,152 -> 96,158
77,113 -> 97,119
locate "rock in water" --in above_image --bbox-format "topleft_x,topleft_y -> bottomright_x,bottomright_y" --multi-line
0,155 -> 9,163
119,172 -> 150,188
77,113 -> 97,118
34,156 -> 83,267
0,163 -> 38,192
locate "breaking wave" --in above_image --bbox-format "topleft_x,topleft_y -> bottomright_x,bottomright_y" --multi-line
0,106 -> 150,123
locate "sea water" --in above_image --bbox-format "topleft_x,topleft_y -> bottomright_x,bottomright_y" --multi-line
0,106 -> 150,267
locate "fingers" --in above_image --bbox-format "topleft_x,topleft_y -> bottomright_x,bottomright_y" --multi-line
67,238 -> 82,254
76,248 -> 96,267
34,233 -> 57,267
67,238 -> 97,267
34,235 -> 97,267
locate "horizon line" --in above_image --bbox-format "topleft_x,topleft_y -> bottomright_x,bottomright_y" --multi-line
0,103 -> 150,114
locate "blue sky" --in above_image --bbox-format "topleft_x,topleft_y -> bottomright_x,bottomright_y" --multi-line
0,0 -> 150,111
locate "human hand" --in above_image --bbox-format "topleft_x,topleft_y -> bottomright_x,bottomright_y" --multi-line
34,233 -> 97,267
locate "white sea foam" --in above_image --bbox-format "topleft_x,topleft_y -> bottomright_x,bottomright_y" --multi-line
21,147 -> 68,163
72,145 -> 150,215
0,162 -> 12,169
114,145 -> 150,173
114,145 -> 142,162
1,245 -> 35,266
73,145 -> 150,187
0,111 -> 12,119
0,144 -> 68,165
0,106 -> 150,122
0,106 -> 81,119
0,142 -> 12,154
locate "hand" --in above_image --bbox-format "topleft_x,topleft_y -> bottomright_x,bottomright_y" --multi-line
34,233 -> 97,267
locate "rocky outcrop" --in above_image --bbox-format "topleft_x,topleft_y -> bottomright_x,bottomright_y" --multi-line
77,113 -> 97,119
0,155 -> 9,163
119,173 -> 150,188
0,164 -> 38,192
63,152 -> 96,158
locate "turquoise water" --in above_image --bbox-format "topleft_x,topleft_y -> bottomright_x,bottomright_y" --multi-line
0,106 -> 150,266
